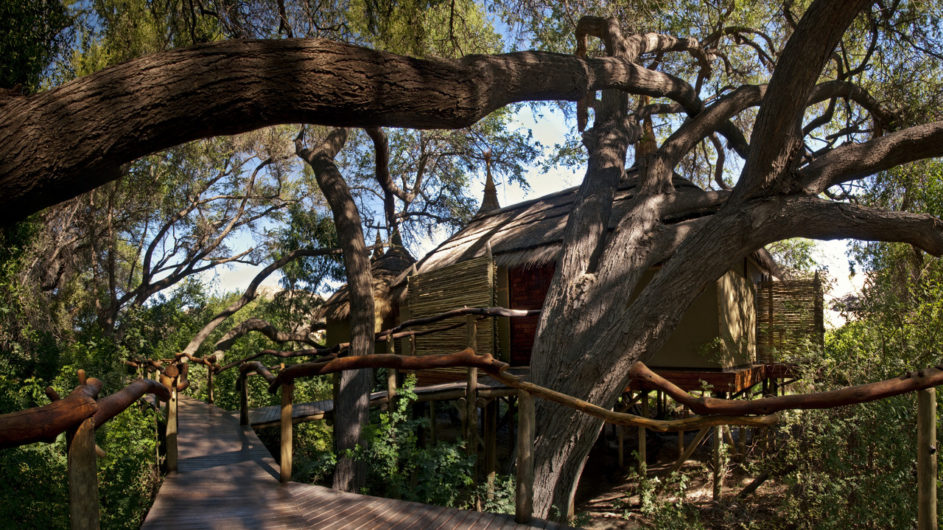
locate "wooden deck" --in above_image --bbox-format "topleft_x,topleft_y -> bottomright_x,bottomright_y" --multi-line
144,396 -> 567,529
627,363 -> 795,394
249,369 -> 527,428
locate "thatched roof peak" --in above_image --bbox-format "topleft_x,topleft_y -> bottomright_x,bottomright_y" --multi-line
476,151 -> 500,216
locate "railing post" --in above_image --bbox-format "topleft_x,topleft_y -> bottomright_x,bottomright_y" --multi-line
918,387 -> 937,530
638,390 -> 648,475
207,364 -> 215,404
166,376 -> 178,473
712,392 -> 726,502
68,369 -> 99,530
465,315 -> 478,455
239,370 -> 249,426
280,383 -> 294,483
515,390 -> 535,524
386,336 -> 397,406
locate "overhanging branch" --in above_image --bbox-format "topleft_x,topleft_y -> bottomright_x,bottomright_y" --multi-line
0,39 -> 708,224
750,196 -> 943,256
799,120 -> 943,194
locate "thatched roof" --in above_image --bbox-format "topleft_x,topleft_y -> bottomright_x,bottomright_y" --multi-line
320,244 -> 415,322
392,171 -> 779,294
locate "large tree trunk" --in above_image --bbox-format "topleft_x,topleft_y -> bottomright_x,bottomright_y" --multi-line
527,2 -> 873,517
296,129 -> 374,491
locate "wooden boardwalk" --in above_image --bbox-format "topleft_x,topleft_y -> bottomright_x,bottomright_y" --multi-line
143,396 -> 568,529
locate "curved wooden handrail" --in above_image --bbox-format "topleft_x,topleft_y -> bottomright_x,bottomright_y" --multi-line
0,377 -> 174,450
266,349 -> 778,432
0,379 -> 103,449
213,307 -> 535,375
92,379 -> 170,427
239,361 -> 278,384
159,363 -> 190,391
375,307 -> 539,341
629,361 -> 943,416
270,348 -> 498,390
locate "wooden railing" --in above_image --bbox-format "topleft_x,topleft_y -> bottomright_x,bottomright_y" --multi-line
0,370 -> 170,529
221,306 -> 778,523
112,305 -> 943,525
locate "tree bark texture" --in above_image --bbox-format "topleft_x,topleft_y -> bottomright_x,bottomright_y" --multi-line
296,128 -> 374,492
0,39 -> 696,225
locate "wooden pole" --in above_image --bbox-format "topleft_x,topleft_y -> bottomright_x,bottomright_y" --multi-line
465,315 -> 478,455
67,415 -> 99,530
617,424 -> 625,468
485,399 -> 498,496
429,400 -> 438,445
669,427 -> 711,473
712,392 -> 726,501
515,390 -> 535,524
712,425 -> 722,501
207,366 -> 214,404
918,387 -> 937,530
166,379 -> 178,473
239,371 -> 249,426
386,337 -> 397,406
638,390 -> 648,475
280,383 -> 294,483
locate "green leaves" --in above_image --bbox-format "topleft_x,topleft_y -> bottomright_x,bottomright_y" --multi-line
349,375 -> 476,507
0,0 -> 71,91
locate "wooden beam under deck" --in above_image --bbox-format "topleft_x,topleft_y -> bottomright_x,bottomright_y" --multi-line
627,363 -> 798,394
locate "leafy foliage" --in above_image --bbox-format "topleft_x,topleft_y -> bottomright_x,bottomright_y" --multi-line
350,376 -> 476,507
0,0 -> 71,91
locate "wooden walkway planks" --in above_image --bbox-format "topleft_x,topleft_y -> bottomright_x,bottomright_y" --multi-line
143,396 -> 569,529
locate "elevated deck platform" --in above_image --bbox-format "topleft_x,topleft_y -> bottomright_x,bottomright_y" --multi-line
248,368 -> 528,428
627,363 -> 797,394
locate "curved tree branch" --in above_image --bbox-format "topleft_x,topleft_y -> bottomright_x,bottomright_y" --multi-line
180,246 -> 342,357
799,120 -> 943,194
749,195 -> 943,256
212,317 -> 322,356
732,0 -> 870,201
0,39 -> 710,224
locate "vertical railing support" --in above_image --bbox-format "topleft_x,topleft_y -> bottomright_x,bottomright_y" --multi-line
712,392 -> 726,502
515,390 -> 535,524
68,416 -> 99,530
918,387 -> 937,530
239,370 -> 249,426
68,369 -> 99,530
386,337 -> 397,407
166,376 -> 178,473
280,383 -> 294,483
638,390 -> 648,475
465,315 -> 479,455
207,364 -> 215,404
712,425 -> 722,501
485,399 -> 498,496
